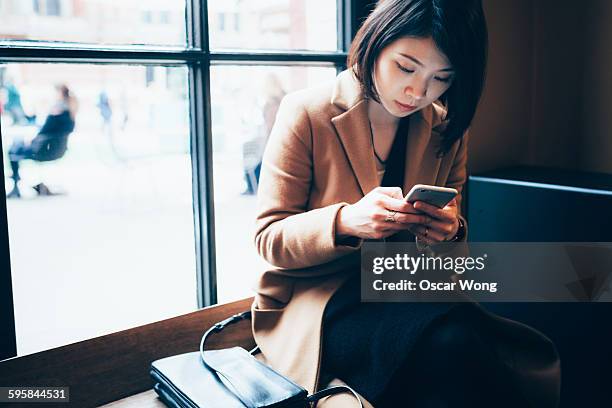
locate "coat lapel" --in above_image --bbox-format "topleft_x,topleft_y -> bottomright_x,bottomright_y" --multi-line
331,100 -> 379,196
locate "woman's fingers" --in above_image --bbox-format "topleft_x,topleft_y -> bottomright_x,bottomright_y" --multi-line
379,195 -> 420,214
412,200 -> 456,222
376,187 -> 426,213
408,224 -> 446,243
375,186 -> 404,200
372,189 -> 459,240
407,225 -> 436,246
378,211 -> 456,241
424,218 -> 456,237
371,219 -> 414,239
376,196 -> 433,224
393,211 -> 432,225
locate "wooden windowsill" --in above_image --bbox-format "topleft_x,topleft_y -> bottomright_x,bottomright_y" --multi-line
99,389 -> 163,407
0,297 -> 255,407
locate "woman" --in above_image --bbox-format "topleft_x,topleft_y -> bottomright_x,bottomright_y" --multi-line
7,84 -> 78,198
252,0 -> 560,407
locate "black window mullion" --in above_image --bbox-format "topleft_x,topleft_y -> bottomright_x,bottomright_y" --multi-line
0,133 -> 17,360
186,0 -> 199,50
0,45 -> 204,64
210,51 -> 346,65
188,0 -> 217,307
337,0 -> 352,73
338,0 -> 352,54
0,47 -> 346,66
188,61 -> 217,308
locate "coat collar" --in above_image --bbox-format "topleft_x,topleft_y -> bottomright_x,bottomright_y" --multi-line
330,69 -> 444,196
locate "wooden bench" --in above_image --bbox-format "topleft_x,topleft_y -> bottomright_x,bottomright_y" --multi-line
0,298 -> 255,407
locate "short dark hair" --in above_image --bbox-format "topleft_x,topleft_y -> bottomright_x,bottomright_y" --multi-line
348,0 -> 488,156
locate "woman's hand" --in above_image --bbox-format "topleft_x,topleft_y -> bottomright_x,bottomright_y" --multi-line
336,187 -> 433,240
407,198 -> 460,245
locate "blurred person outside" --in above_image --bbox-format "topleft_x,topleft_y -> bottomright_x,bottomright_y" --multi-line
241,73 -> 286,195
6,84 -> 78,198
97,90 -> 113,134
1,79 -> 34,126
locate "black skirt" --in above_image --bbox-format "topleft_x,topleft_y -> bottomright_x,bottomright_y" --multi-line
321,273 -> 460,403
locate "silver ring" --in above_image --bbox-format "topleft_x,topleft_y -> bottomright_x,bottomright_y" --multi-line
385,210 -> 397,223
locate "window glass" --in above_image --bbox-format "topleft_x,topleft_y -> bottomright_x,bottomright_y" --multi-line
208,0 -> 338,51
0,0 -> 186,46
1,63 -> 196,356
210,64 -> 338,302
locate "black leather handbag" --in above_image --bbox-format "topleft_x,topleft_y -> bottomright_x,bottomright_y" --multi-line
150,311 -> 363,408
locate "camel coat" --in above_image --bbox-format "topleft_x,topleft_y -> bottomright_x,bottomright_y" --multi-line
250,69 -> 560,407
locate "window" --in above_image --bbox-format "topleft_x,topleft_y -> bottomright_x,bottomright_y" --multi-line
0,0 -> 186,46
208,0 -> 338,51
210,65 -> 338,302
0,0 -> 352,360
1,62 -> 195,356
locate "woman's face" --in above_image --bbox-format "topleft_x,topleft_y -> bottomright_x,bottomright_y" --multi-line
373,36 -> 454,118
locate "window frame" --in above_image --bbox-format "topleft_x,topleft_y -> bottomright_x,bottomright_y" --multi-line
0,0 -> 359,360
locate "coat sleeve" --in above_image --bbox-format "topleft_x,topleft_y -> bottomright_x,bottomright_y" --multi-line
425,131 -> 470,259
254,95 -> 361,269
445,131 -> 469,241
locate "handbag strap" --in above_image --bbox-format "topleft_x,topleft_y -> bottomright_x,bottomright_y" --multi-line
306,386 -> 364,407
199,311 -> 364,408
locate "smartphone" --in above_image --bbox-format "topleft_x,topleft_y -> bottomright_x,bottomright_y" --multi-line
405,184 -> 458,208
